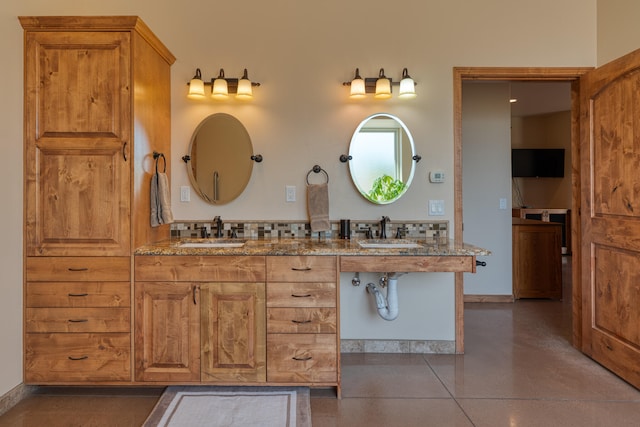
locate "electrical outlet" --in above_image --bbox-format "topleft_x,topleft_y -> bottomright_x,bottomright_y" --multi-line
180,186 -> 190,202
499,198 -> 507,210
285,185 -> 296,202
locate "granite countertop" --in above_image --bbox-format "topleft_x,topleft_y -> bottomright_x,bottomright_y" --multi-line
134,237 -> 491,257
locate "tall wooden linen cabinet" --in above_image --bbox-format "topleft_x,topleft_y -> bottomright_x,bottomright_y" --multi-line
21,16 -> 175,384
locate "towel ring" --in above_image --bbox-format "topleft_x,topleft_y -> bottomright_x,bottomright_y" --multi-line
153,151 -> 166,174
306,165 -> 329,185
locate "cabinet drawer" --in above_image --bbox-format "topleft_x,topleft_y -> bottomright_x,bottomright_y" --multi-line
26,257 -> 130,282
25,308 -> 130,333
267,282 -> 336,307
267,334 -> 337,383
266,256 -> 336,282
25,333 -> 131,383
267,308 -> 336,333
26,282 -> 130,308
135,255 -> 265,282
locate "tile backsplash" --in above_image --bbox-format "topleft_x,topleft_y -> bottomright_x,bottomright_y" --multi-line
170,219 -> 448,241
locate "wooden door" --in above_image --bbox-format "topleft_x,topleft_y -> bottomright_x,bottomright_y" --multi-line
134,282 -> 200,382
580,49 -> 640,388
201,282 -> 266,382
24,31 -> 131,256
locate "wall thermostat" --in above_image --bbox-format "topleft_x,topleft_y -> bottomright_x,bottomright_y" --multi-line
429,171 -> 445,183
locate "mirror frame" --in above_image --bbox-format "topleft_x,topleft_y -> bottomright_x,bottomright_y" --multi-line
185,113 -> 254,205
348,113 -> 417,204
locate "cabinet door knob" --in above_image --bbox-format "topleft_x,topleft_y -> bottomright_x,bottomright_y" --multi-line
291,267 -> 311,271
291,294 -> 312,298
291,319 -> 312,324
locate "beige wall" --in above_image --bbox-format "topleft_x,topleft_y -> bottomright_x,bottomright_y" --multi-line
462,83 -> 513,296
511,111 -> 572,208
598,0 -> 640,65
0,0 -> 598,395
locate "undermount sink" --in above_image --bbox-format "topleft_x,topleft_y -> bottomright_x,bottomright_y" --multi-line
178,240 -> 246,248
357,239 -> 422,249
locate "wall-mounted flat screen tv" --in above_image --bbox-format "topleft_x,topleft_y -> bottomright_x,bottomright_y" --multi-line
511,148 -> 565,178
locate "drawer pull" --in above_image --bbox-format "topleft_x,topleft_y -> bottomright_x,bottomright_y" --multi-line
292,356 -> 313,361
291,319 -> 312,324
68,267 -> 89,272
291,267 -> 311,271
291,294 -> 312,298
68,319 -> 88,323
68,293 -> 89,297
68,355 -> 89,361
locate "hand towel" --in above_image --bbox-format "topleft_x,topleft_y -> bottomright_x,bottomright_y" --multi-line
307,183 -> 330,232
150,172 -> 174,227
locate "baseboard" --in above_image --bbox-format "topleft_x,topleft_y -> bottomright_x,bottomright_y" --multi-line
0,383 -> 36,416
341,339 -> 455,354
464,294 -> 514,303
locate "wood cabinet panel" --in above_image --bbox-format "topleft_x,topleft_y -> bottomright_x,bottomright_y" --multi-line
266,256 -> 336,282
135,256 -> 265,282
267,308 -> 337,334
25,333 -> 130,382
26,282 -> 130,307
267,334 -> 337,383
134,282 -> 200,382
26,257 -> 130,281
340,255 -> 475,273
25,308 -> 130,333
266,282 -> 336,308
24,30 -> 131,257
201,283 -> 266,382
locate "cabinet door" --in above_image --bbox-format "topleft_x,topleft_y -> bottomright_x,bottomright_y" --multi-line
135,282 -> 200,382
201,282 -> 266,382
24,31 -> 131,256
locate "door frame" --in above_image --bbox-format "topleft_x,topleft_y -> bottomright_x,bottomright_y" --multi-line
453,67 -> 592,353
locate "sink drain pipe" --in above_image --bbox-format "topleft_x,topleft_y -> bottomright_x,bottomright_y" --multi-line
366,273 -> 405,321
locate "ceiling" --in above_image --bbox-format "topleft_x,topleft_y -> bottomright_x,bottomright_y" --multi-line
509,81 -> 572,117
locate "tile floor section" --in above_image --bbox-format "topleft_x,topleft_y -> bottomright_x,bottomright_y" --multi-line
2,259 -> 640,426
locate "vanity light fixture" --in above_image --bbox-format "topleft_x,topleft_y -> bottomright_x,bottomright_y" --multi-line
348,68 -> 366,99
374,69 -> 392,99
187,68 -> 261,100
342,67 -> 417,99
398,68 -> 417,99
188,69 -> 206,98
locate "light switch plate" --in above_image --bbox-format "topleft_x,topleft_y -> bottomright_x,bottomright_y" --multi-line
180,186 -> 190,202
285,185 -> 296,202
428,199 -> 445,216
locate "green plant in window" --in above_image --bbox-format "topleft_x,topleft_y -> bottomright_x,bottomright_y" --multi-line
366,174 -> 406,202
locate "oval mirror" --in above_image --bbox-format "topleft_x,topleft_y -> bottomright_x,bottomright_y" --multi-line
348,113 -> 416,204
186,113 -> 254,204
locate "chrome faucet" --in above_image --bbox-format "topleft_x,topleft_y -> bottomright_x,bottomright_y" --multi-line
379,216 -> 390,239
213,216 -> 223,238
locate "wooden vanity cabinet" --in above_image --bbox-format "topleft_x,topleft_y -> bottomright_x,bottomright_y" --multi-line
266,256 -> 339,385
21,17 -> 175,384
134,256 -> 267,383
